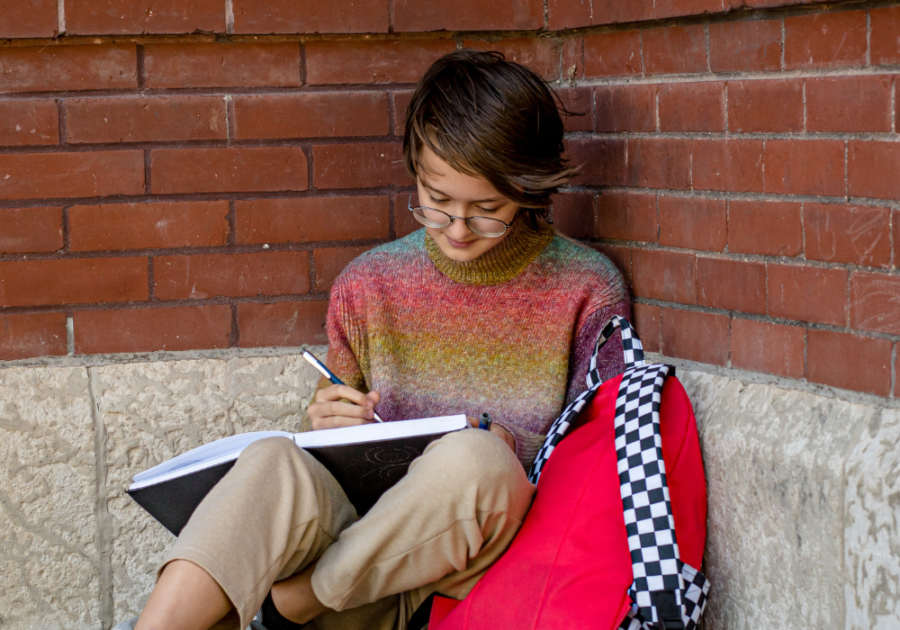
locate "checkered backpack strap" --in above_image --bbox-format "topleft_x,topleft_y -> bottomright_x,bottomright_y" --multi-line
614,364 -> 710,630
529,315 -> 643,484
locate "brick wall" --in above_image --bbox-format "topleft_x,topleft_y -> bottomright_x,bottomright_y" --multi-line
0,0 -> 898,401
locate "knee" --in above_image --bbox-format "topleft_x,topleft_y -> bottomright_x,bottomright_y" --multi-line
426,429 -> 523,489
240,435 -> 298,462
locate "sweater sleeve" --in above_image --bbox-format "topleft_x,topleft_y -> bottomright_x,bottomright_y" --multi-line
565,298 -> 631,406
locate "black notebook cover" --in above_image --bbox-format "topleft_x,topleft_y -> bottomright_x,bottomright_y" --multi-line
127,431 -> 449,536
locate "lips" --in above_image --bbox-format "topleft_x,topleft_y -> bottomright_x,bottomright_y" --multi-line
445,236 -> 475,248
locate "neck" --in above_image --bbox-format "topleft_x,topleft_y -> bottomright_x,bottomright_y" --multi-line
425,219 -> 555,285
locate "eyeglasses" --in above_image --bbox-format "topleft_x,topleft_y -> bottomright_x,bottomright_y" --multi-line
407,200 -> 515,238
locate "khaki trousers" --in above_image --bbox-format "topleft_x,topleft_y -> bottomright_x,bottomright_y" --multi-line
162,428 -> 535,630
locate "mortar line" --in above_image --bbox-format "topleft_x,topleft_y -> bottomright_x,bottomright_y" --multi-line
802,79 -> 807,132
227,199 -> 237,245
225,0 -> 235,35
62,204 -> 71,251
143,149 -> 151,195
66,313 -> 74,355
57,98 -> 67,144
307,249 -> 317,295
147,256 -> 155,300
88,367 -> 114,630
224,95 -> 235,142
780,17 -> 786,70
229,303 -> 239,347
866,9 -> 872,67
892,342 -> 897,397
136,44 -> 146,89
57,0 -> 65,36
298,41 -> 307,86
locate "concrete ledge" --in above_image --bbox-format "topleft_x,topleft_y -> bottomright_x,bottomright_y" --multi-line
0,350 -> 897,629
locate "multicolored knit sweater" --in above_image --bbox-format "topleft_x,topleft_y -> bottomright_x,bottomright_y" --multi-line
321,219 -> 629,469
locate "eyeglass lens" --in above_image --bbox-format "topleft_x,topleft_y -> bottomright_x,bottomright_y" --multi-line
412,207 -> 508,237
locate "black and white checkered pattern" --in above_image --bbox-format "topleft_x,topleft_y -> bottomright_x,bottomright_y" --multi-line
529,316 -> 642,484
528,315 -> 708,628
614,363 -> 709,630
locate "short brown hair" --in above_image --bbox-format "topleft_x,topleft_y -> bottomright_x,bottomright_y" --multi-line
403,50 -> 577,219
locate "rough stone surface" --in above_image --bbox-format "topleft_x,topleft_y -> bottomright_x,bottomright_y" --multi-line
0,367 -> 98,630
1,352 -> 898,629
96,352 -> 323,621
679,371 -> 874,630
844,407 -> 900,630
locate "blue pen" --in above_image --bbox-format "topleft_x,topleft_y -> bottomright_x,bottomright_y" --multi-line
302,350 -> 384,422
478,412 -> 493,431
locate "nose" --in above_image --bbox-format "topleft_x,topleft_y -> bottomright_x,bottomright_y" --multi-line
445,215 -> 473,240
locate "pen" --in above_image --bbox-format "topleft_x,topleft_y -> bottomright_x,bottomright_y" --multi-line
478,412 -> 492,431
302,350 -> 384,423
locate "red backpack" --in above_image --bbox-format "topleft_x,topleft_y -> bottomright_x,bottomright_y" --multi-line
426,316 -> 709,630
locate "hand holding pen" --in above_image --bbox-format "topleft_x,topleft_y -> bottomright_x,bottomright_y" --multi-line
303,351 -> 385,429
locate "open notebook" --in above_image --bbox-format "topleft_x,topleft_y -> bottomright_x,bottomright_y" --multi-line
127,415 -> 469,535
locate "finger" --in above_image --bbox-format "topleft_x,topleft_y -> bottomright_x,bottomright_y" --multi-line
314,384 -> 372,406
311,415 -> 375,431
366,391 -> 381,406
326,400 -> 377,421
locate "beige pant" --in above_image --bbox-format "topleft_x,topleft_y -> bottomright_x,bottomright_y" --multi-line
162,428 -> 535,630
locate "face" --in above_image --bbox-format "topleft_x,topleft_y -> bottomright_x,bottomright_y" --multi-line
415,145 -> 519,263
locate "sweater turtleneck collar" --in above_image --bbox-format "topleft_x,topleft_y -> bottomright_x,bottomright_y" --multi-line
424,218 -> 556,285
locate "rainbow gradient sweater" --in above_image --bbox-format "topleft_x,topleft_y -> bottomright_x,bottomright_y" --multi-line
321,220 -> 629,469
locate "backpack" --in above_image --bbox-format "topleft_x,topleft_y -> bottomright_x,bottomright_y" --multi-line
425,316 -> 709,630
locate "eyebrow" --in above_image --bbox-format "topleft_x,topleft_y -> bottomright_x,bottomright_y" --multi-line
422,183 -> 502,204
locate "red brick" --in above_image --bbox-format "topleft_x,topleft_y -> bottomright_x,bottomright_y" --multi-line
151,147 -> 308,195
626,139 -> 692,190
591,0 -> 654,25
238,301 -> 329,347
155,252 -> 310,300
632,303 -> 661,353
144,43 -> 300,89
848,142 -> 900,201
234,92 -> 389,140
567,139 -> 627,187
764,140 -> 845,197
595,84 -> 657,133
313,143 -> 408,190
0,0 -> 57,38
850,273 -> 900,335
727,80 -> 803,133
393,91 -> 415,136
594,245 -> 631,285
551,191 -> 595,239
728,200 -> 801,257
806,76 -> 893,133
0,151 -> 144,200
235,196 -> 390,245
871,6 -> 900,65
75,306 -> 231,354
632,249 -> 695,304
557,87 -> 593,133
66,0 -> 224,35
659,197 -> 726,251
731,319 -> 805,379
0,100 -> 59,146
66,96 -> 226,143
691,139 -> 764,193
306,40 -> 456,85
562,36 -> 584,82
803,204 -> 891,268
767,264 -> 847,326
70,201 -> 229,251
548,0 -> 591,29
0,257 -> 148,307
697,257 -> 766,314
784,11 -> 867,69
583,31 -> 642,78
659,82 -> 724,132
643,25 -> 708,75
314,246 -> 376,292
394,0 -> 543,31
462,38 -> 561,82
0,45 -> 137,93
395,192 -> 422,238
807,329 -> 891,396
233,0 -> 388,34
661,308 -> 729,366
895,210 -> 900,266
596,192 -> 657,243
0,313 -> 66,360
709,19 -> 782,72
0,207 -> 63,254
655,0 -> 723,20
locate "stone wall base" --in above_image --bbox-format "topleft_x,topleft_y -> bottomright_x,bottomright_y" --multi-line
0,349 -> 897,629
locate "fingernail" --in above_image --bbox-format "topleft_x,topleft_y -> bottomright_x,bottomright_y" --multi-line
367,400 -> 374,408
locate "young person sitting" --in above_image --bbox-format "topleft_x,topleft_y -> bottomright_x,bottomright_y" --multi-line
126,49 -> 629,630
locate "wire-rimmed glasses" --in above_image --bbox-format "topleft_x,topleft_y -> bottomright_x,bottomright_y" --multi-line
407,200 -> 515,238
